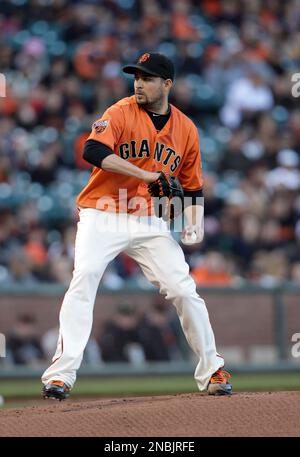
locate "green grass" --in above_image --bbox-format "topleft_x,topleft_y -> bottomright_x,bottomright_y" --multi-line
0,373 -> 300,400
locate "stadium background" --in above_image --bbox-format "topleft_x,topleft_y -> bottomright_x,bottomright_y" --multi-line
0,0 -> 299,403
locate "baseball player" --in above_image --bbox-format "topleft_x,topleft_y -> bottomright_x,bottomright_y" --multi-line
42,53 -> 232,400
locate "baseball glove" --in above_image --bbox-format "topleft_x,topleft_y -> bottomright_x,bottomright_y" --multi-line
148,172 -> 184,220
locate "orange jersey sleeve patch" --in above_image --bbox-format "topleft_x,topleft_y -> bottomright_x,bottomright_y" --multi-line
88,104 -> 125,150
92,119 -> 109,133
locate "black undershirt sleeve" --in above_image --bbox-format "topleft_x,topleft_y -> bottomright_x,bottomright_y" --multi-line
83,139 -> 114,168
183,189 -> 204,206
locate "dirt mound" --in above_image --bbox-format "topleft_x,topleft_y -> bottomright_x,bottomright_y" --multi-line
0,391 -> 299,437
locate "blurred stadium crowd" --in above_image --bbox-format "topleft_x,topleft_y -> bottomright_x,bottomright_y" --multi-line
4,301 -> 189,366
0,0 -> 300,290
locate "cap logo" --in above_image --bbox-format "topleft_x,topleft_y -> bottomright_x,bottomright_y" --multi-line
138,53 -> 150,63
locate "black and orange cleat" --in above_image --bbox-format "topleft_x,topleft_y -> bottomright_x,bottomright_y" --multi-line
42,380 -> 70,401
207,369 -> 232,396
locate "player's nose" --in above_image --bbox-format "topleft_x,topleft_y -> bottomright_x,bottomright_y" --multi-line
134,77 -> 144,88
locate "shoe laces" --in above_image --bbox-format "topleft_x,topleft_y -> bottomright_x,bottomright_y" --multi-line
210,369 -> 231,384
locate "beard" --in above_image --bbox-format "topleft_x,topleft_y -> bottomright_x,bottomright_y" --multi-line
135,89 -> 164,111
135,93 -> 149,105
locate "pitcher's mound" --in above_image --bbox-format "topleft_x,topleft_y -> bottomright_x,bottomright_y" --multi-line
1,391 -> 299,437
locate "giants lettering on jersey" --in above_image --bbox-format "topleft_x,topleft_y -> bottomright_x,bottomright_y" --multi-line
119,140 -> 181,172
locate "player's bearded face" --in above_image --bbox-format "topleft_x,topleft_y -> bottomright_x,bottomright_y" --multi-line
134,74 -> 165,108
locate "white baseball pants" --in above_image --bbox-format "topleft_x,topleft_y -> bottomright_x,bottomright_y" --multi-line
41,208 -> 224,390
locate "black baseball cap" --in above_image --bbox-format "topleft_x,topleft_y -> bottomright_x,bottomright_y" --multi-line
123,52 -> 175,81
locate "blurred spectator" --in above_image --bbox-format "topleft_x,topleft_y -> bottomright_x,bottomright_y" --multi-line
191,251 -> 236,286
23,226 -> 49,281
247,250 -> 289,286
7,314 -> 44,366
219,129 -> 253,174
138,300 -> 181,361
48,224 -> 76,285
220,65 -> 274,128
98,304 -> 144,363
265,149 -> 300,191
4,248 -> 38,286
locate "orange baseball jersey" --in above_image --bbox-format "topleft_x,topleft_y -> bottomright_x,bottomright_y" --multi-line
77,95 -> 203,214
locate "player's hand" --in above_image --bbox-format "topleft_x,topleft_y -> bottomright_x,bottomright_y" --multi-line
181,224 -> 204,245
142,171 -> 161,184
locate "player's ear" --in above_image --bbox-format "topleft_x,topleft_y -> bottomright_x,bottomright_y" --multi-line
164,79 -> 173,90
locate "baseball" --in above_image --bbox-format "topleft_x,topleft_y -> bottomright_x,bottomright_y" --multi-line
190,232 -> 197,242
181,231 -> 197,245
